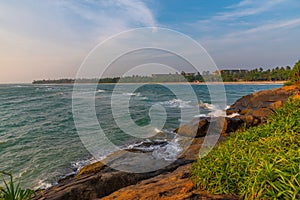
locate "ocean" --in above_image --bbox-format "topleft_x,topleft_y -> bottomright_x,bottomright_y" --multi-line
0,83 -> 282,189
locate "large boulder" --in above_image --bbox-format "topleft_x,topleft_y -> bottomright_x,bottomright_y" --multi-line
101,163 -> 238,200
225,117 -> 245,132
34,156 -> 192,200
174,116 -> 249,138
174,117 -> 231,138
226,87 -> 296,115
226,87 -> 300,127
174,117 -> 209,137
252,108 -> 274,123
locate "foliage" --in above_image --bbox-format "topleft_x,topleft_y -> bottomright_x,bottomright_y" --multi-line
220,66 -> 291,82
285,60 -> 300,85
0,171 -> 34,200
32,64 -> 296,84
192,99 -> 300,199
32,78 -> 75,84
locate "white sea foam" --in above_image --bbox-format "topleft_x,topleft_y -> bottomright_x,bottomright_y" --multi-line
17,166 -> 29,178
152,140 -> 182,161
71,157 -> 101,172
207,110 -> 226,117
194,110 -> 226,118
159,99 -> 192,108
199,102 -> 217,110
193,114 -> 208,118
127,141 -> 144,150
122,92 -> 140,96
227,113 -> 240,118
139,96 -> 148,100
35,180 -> 52,190
154,128 -> 161,133
14,85 -> 25,88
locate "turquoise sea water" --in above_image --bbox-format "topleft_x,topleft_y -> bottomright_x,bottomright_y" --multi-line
0,83 -> 282,188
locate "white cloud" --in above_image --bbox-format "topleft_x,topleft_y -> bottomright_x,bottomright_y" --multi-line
225,0 -> 253,9
227,18 -> 300,37
186,0 -> 299,68
186,0 -> 287,35
198,17 -> 300,69
56,0 -> 156,41
0,0 -> 156,83
116,0 -> 156,27
217,0 -> 285,20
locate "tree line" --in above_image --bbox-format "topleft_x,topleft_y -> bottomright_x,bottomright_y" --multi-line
33,61 -> 300,84
220,66 -> 291,82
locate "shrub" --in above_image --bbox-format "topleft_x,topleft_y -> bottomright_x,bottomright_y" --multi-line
0,171 -> 34,200
285,60 -> 300,85
192,99 -> 300,199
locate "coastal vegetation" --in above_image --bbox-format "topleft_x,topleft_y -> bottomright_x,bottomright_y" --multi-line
191,98 -> 300,199
0,171 -> 34,200
32,64 -> 293,84
285,60 -> 300,86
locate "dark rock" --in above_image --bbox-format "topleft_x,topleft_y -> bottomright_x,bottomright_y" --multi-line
207,117 -> 227,136
268,100 -> 283,111
226,108 -> 240,115
239,108 -> 252,115
234,115 -> 260,128
101,163 -> 239,200
225,117 -> 245,133
33,157 -> 192,200
226,87 -> 296,116
226,87 -> 300,128
175,118 -> 209,138
252,108 -> 274,123
175,117 -> 230,138
175,116 -> 253,138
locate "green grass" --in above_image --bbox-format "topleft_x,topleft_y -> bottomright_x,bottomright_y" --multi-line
192,98 -> 300,199
0,171 -> 34,200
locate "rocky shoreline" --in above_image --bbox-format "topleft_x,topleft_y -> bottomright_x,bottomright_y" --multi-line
34,85 -> 300,200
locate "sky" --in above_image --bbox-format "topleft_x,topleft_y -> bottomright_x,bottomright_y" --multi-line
1,0 -> 300,83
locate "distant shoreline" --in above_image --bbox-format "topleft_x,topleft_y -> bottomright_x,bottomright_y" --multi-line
192,81 -> 285,85
31,81 -> 285,85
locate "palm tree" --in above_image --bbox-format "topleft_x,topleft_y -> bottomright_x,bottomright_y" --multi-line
291,60 -> 300,83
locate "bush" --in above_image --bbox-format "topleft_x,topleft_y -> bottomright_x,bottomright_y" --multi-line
0,171 -> 34,200
285,60 -> 300,85
192,99 -> 300,199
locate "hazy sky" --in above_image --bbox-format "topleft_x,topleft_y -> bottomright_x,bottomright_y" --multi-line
1,0 -> 300,83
